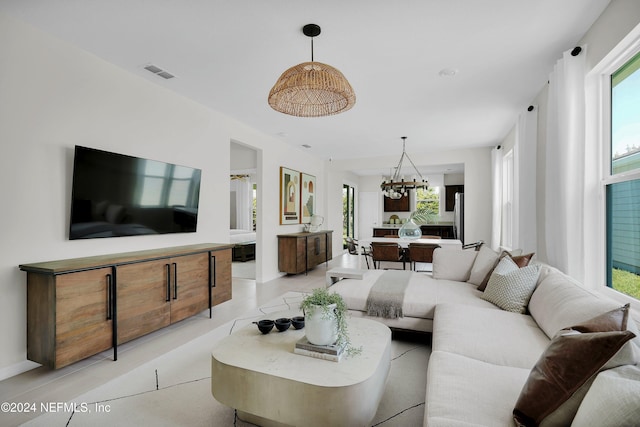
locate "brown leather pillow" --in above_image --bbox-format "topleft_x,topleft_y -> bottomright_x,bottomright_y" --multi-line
513,305 -> 636,427
478,252 -> 535,291
562,303 -> 630,334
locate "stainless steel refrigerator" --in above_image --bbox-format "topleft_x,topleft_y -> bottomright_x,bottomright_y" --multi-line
453,192 -> 464,243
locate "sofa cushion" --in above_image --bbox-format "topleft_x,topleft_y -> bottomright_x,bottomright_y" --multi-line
467,246 -> 500,286
571,364 -> 640,427
481,257 -> 541,314
476,249 -> 529,291
426,351 -> 531,427
432,249 -> 477,282
527,271 -> 637,340
433,304 -> 550,369
513,330 -> 636,427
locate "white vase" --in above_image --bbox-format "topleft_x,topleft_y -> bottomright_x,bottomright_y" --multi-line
304,303 -> 338,346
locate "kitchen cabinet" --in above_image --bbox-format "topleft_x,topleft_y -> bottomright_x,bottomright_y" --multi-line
383,194 -> 410,212
445,185 -> 464,211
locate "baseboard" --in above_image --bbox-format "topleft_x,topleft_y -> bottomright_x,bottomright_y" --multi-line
0,360 -> 40,381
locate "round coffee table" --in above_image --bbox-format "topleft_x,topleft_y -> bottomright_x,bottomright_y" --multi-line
211,315 -> 391,427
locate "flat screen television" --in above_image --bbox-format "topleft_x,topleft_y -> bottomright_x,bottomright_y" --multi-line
69,145 -> 201,240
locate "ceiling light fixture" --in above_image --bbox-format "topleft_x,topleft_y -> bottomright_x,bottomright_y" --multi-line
381,137 -> 429,199
268,24 -> 356,117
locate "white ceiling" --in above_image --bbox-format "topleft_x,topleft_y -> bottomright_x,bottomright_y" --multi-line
1,1 -> 610,163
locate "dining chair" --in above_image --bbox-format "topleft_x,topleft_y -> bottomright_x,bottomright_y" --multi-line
407,242 -> 441,272
462,240 -> 484,251
370,242 -> 405,270
346,237 -> 372,269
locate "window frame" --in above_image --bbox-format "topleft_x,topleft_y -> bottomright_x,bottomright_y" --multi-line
586,23 -> 640,308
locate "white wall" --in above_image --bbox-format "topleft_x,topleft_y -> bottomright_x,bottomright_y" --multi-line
0,14 -> 325,378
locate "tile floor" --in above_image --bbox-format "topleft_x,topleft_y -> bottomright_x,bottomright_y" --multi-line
0,251 -> 364,425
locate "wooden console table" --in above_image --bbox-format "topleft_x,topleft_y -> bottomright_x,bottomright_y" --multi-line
277,230 -> 333,274
19,243 -> 233,369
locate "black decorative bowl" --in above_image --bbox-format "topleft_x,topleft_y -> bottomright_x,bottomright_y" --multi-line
291,316 -> 305,329
254,320 -> 274,334
275,318 -> 292,332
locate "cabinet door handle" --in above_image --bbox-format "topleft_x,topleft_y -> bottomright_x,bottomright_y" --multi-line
173,262 -> 178,300
165,264 -> 171,302
211,255 -> 216,288
106,274 -> 113,320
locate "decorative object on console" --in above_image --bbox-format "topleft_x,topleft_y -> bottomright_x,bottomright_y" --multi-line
380,137 -> 428,199
280,166 -> 300,224
303,214 -> 324,232
268,24 -> 355,117
299,288 -> 360,356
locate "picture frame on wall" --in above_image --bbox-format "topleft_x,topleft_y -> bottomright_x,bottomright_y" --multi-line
300,173 -> 316,224
280,167 -> 300,224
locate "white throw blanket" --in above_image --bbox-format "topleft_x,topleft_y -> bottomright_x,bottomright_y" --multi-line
365,270 -> 413,319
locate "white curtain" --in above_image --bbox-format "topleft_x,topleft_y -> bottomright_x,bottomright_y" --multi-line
491,146 -> 503,251
230,177 -> 252,231
545,47 -> 586,280
515,107 -> 538,254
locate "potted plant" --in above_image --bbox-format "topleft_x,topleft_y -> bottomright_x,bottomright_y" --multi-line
299,288 -> 361,356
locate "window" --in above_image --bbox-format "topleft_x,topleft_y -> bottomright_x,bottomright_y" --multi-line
606,51 -> 640,300
415,187 -> 439,214
343,184 -> 355,247
501,151 -> 514,250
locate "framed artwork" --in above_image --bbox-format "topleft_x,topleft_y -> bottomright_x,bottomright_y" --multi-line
280,167 -> 300,224
301,173 -> 316,224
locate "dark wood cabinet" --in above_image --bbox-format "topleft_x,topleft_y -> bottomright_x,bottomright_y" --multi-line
211,248 -> 232,306
278,231 -> 333,274
445,185 -> 464,211
20,243 -> 233,369
420,225 -> 455,239
373,228 -> 399,237
383,195 -> 410,212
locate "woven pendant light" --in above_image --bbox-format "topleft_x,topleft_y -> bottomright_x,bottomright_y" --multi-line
268,24 -> 355,117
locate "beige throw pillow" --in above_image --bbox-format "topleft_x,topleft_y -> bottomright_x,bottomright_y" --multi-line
431,248 -> 478,282
467,246 -> 499,286
481,257 -> 540,313
571,364 -> 640,427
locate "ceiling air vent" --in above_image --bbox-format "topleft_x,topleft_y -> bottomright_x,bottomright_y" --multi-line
143,64 -> 175,79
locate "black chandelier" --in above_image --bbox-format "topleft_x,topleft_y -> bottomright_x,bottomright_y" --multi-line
380,137 -> 428,199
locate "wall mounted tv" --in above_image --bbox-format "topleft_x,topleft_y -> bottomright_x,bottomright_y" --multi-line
69,146 -> 202,240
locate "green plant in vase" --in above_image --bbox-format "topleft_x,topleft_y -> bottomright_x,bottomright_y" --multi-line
299,288 -> 361,356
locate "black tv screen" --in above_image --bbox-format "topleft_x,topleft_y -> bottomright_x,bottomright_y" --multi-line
69,146 -> 201,240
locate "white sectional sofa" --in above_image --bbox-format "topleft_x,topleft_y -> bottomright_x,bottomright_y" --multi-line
330,246 -> 640,426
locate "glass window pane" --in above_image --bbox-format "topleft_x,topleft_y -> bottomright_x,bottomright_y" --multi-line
140,177 -> 164,206
168,180 -> 189,206
144,159 -> 167,177
607,179 -> 640,299
611,51 -> 640,175
416,187 -> 439,214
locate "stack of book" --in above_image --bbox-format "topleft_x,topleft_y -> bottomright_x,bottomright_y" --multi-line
294,336 -> 345,362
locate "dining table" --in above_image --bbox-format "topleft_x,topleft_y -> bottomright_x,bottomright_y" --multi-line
357,237 -> 463,269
